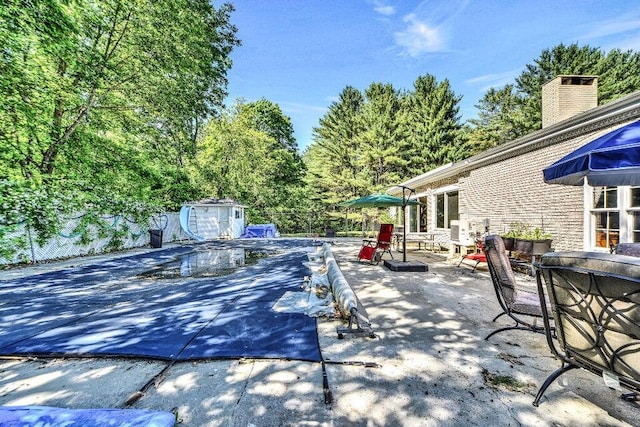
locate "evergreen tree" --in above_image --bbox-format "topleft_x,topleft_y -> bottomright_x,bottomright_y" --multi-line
402,74 -> 466,175
357,82 -> 404,188
515,43 -> 603,133
466,84 -> 525,154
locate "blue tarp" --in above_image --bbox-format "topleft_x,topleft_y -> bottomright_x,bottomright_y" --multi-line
543,120 -> 640,186
241,224 -> 278,238
0,240 -> 321,362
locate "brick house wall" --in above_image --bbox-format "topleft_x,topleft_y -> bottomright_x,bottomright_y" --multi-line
459,128 -> 614,251
391,89 -> 640,253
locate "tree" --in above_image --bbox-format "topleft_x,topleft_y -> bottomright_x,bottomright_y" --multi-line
466,84 -> 525,154
515,43 -> 604,133
194,101 -> 309,233
0,0 -> 239,188
357,82 -> 405,188
309,86 -> 367,202
596,48 -> 640,104
471,43 -> 640,145
401,74 -> 467,174
0,0 -> 239,241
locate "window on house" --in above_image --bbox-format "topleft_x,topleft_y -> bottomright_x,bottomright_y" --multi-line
592,187 -> 619,248
630,187 -> 640,242
408,196 -> 429,232
409,205 -> 418,232
436,191 -> 459,229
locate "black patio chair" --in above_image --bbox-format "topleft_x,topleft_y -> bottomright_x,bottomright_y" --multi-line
483,234 -> 550,340
533,251 -> 640,406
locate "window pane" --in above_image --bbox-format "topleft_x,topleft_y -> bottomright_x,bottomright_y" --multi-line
436,194 -> 444,228
595,212 -> 607,228
634,213 -> 640,242
593,187 -> 605,208
606,187 -> 618,208
419,197 -> 428,232
409,206 -> 418,232
632,187 -> 640,207
447,191 -> 459,228
595,230 -> 607,248
610,211 -> 620,229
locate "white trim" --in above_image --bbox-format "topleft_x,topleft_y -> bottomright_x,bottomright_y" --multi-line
432,184 -> 459,195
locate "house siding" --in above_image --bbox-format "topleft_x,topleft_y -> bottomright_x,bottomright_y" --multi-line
393,90 -> 640,253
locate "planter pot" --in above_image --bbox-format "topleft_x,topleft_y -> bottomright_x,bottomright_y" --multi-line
532,239 -> 553,256
501,237 -> 515,251
514,238 -> 534,255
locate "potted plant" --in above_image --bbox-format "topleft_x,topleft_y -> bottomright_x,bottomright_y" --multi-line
528,227 -> 553,255
501,230 -> 517,252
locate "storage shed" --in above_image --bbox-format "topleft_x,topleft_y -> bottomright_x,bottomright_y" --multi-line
180,199 -> 246,241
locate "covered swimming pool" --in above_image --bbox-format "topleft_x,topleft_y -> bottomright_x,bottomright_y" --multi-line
0,239 -> 325,362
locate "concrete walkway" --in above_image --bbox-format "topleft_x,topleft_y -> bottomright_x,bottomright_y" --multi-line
0,238 -> 638,426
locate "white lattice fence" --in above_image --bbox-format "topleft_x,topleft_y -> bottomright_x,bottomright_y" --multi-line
0,212 -> 184,265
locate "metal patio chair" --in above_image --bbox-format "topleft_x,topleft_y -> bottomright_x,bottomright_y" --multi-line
533,251 -> 640,406
483,234 -> 550,340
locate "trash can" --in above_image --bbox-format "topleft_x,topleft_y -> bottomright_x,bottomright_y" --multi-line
149,229 -> 163,248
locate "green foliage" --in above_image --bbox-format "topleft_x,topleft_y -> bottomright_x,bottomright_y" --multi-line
502,222 -> 551,240
401,74 -> 468,174
192,100 -> 308,233
471,43 -> 640,141
307,76 -> 466,229
0,0 -> 239,252
466,85 -> 526,154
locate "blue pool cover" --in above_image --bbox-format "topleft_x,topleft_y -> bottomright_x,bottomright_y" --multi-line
0,406 -> 175,427
0,240 -> 322,362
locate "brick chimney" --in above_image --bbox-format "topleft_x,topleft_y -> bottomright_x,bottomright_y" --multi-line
541,75 -> 598,128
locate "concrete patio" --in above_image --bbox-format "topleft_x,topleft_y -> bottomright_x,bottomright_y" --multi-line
0,238 -> 638,426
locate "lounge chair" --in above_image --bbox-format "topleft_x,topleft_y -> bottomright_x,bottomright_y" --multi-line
533,251 -> 640,406
457,238 -> 487,272
358,224 -> 394,264
483,234 -> 549,340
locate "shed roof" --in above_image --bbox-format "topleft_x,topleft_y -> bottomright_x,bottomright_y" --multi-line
184,198 -> 246,207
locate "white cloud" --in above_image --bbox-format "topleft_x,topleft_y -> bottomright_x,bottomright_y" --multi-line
278,101 -> 327,115
374,5 -> 395,16
465,70 -> 520,92
394,14 -> 445,56
580,19 -> 640,40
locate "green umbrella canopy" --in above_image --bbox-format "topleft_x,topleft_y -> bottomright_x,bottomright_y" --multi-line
339,194 -> 421,208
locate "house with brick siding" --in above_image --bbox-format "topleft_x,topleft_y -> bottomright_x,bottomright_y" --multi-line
388,76 -> 640,255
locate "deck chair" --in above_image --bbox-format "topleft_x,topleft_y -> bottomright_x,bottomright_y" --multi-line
358,223 -> 394,264
483,234 -> 550,340
533,251 -> 640,406
457,238 -> 487,272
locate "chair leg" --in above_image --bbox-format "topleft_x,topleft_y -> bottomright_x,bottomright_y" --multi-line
492,312 -> 507,322
532,364 -> 577,407
484,323 -> 545,340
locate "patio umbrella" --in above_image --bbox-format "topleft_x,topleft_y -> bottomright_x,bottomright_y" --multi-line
339,193 -> 420,208
340,192 -> 421,262
543,120 -> 640,186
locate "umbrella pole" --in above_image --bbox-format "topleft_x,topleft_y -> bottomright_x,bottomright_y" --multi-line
399,185 -> 415,263
402,204 -> 407,262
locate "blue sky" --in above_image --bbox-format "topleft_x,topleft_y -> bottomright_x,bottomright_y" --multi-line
224,1 -> 640,151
